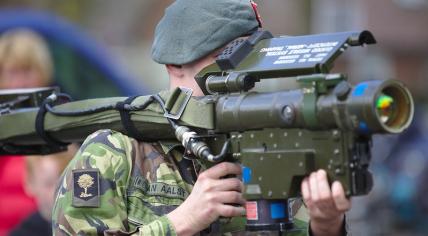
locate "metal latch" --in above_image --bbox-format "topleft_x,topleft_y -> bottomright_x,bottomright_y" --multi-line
164,86 -> 193,120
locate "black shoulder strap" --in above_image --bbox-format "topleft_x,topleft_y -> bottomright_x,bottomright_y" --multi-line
35,99 -> 69,147
116,96 -> 148,141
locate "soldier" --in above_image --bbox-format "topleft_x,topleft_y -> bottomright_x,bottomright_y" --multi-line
52,0 -> 350,235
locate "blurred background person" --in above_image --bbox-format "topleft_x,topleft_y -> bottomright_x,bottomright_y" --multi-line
0,28 -> 54,235
0,29 -> 52,89
9,145 -> 78,236
0,8 -> 144,234
0,8 -> 146,235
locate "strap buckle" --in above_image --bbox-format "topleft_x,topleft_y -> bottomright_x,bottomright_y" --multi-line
164,87 -> 193,120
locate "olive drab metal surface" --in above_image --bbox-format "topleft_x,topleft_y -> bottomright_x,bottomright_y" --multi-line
0,30 -> 414,234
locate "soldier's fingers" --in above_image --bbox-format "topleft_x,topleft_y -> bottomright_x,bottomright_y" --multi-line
301,177 -> 313,208
309,172 -> 319,202
212,178 -> 243,192
213,191 -> 246,205
218,205 -> 246,217
316,169 -> 332,202
301,178 -> 310,198
332,181 -> 351,211
200,162 -> 242,179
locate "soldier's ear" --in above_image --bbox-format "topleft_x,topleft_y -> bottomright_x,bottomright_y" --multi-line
166,64 -> 184,78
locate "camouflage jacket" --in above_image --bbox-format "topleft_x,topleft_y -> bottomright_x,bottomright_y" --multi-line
52,129 -> 320,236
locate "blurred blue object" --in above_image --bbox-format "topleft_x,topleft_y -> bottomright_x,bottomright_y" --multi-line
0,8 -> 148,98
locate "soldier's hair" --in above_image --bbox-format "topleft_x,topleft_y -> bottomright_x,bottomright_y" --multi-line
0,28 -> 53,87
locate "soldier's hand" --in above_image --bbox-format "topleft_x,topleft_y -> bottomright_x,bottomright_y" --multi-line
167,162 -> 245,236
301,169 -> 351,236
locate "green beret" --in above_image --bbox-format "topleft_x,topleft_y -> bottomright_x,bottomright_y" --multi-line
151,0 -> 260,65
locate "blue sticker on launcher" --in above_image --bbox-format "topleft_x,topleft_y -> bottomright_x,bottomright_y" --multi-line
270,202 -> 286,219
242,166 -> 252,184
353,83 -> 368,97
359,121 -> 370,134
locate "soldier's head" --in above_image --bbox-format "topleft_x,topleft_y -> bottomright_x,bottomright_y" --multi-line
0,29 -> 53,89
151,0 -> 261,95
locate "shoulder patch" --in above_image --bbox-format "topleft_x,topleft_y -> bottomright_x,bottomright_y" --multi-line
72,169 -> 100,208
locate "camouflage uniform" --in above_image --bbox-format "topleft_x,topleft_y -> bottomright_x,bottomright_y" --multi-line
52,129 -> 312,235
